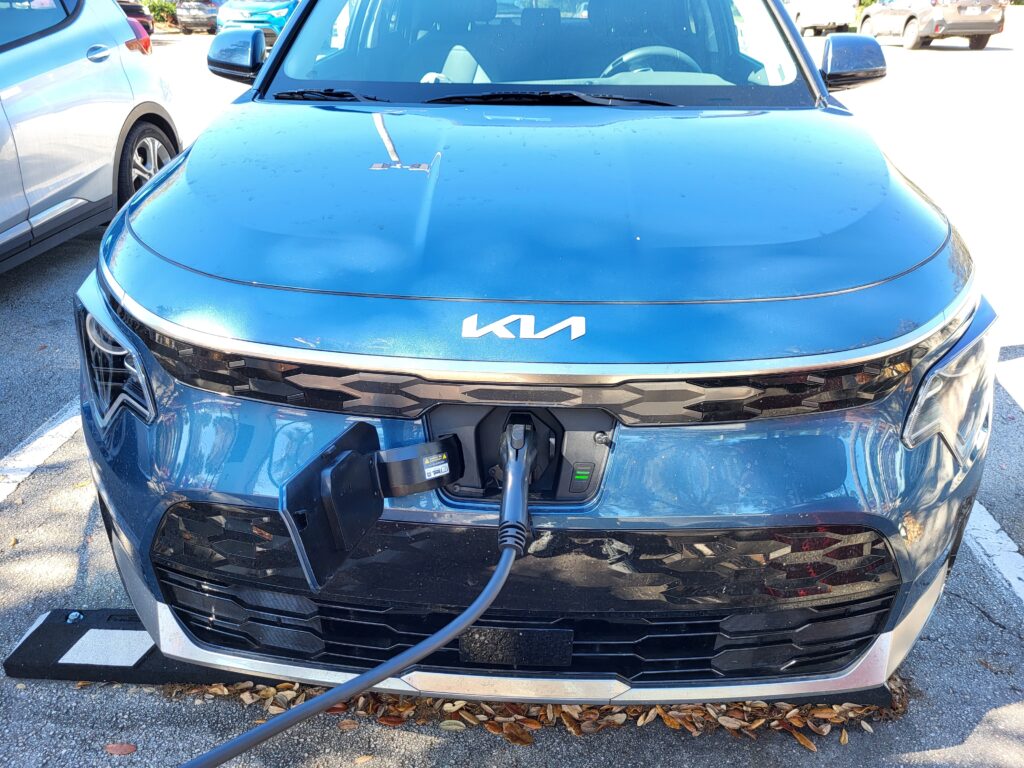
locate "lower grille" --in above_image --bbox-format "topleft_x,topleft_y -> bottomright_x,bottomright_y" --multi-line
152,503 -> 900,685
157,565 -> 896,684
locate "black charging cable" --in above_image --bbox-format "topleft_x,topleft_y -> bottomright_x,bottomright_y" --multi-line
181,423 -> 536,768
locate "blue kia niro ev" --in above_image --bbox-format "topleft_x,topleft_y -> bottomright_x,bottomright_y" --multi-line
78,0 -> 996,707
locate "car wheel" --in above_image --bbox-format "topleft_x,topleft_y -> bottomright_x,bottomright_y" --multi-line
181,26 -> 193,35
902,18 -> 922,49
859,17 -> 874,37
969,34 -> 990,50
118,122 -> 176,207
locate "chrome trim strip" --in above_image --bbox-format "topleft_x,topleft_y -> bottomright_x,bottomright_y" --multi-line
100,260 -> 978,385
29,197 -> 89,231
117,541 -> 947,704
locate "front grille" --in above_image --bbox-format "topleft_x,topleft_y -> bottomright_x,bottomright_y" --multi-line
152,503 -> 901,685
157,564 -> 896,684
114,301 -> 935,426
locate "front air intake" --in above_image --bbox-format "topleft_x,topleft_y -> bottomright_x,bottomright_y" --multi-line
77,308 -> 155,427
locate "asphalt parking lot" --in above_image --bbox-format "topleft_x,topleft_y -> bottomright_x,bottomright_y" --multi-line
1,15 -> 1024,767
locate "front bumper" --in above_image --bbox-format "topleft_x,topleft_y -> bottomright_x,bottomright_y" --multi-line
79,266 -> 992,703
112,528 -> 948,704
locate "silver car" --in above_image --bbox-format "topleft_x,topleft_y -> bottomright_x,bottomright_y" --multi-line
0,0 -> 179,274
859,0 -> 1007,49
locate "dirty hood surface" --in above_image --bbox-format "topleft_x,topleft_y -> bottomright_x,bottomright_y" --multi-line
127,102 -> 950,304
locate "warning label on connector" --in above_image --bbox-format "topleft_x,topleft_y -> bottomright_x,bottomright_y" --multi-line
422,452 -> 450,480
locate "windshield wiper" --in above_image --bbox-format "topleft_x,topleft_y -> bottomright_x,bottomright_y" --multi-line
424,90 -> 678,107
274,88 -> 390,103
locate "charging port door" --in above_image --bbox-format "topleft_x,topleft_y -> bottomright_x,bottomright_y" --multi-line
279,423 -> 466,593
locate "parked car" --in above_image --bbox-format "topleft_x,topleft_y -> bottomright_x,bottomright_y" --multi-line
176,0 -> 223,34
782,0 -> 858,35
79,0 -> 995,710
116,0 -> 154,34
1,0 -> 179,275
859,0 -> 1006,49
216,0 -> 296,46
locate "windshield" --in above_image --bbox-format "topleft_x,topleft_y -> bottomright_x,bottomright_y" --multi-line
273,0 -> 812,107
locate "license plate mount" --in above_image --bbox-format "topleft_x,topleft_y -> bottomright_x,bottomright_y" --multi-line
460,627 -> 574,667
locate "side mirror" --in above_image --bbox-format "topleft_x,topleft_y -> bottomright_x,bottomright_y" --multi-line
820,33 -> 886,91
208,29 -> 266,84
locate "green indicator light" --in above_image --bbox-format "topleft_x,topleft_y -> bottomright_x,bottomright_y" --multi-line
574,473 -> 590,480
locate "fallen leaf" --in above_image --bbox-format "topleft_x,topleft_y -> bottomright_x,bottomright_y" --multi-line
560,711 -> 583,736
717,716 -> 746,730
442,700 -> 467,713
840,728 -> 849,745
206,684 -> 230,696
656,705 -> 681,730
502,721 -> 534,746
377,715 -> 404,727
808,720 -> 832,737
439,719 -> 466,731
326,703 -> 349,715
483,721 -> 503,735
860,720 -> 874,734
337,719 -> 359,732
239,692 -> 259,706
790,729 -> 817,752
104,744 -> 137,756
519,717 -> 543,730
75,681 -> 92,689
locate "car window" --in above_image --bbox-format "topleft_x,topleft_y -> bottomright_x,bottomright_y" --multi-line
275,0 -> 811,107
0,1 -> 70,49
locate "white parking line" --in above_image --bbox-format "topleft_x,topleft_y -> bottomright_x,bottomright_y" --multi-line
966,502 -> 1024,607
998,357 -> 1024,413
0,400 -> 82,505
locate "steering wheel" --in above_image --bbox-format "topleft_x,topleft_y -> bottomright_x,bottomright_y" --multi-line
601,45 -> 702,78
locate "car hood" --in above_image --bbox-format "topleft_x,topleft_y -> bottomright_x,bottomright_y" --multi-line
127,103 -> 950,304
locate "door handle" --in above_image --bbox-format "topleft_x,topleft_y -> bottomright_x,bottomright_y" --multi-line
86,44 -> 111,62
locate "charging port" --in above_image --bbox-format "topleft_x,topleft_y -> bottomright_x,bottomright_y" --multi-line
427,405 -> 614,503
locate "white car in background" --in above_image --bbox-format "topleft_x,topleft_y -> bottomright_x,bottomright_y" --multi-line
782,0 -> 859,35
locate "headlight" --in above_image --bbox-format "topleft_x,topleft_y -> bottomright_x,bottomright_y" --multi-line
266,7 -> 289,17
903,300 -> 997,468
78,309 -> 156,428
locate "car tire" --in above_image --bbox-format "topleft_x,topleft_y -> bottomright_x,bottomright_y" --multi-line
902,18 -> 922,49
181,26 -> 193,35
969,34 -> 990,50
859,17 -> 874,37
117,122 -> 176,208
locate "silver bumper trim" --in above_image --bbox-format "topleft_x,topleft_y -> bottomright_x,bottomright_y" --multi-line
114,536 -> 947,705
